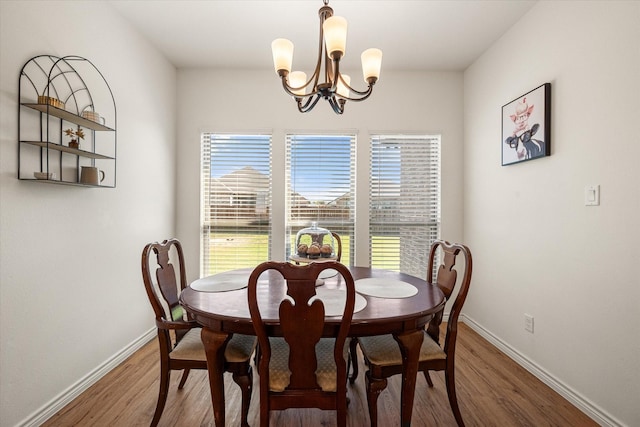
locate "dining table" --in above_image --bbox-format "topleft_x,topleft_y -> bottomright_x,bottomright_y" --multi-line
179,264 -> 446,427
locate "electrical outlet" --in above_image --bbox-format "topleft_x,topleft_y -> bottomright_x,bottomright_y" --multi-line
524,314 -> 534,333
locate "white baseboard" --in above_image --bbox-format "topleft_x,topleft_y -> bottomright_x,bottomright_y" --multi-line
16,328 -> 156,427
461,314 -> 623,427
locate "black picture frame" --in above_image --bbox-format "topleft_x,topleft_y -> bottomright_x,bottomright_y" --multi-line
502,83 -> 551,166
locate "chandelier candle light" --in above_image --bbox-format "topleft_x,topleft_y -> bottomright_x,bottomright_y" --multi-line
271,0 -> 382,114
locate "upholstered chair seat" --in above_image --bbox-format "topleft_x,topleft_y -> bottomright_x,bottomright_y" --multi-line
169,328 -> 255,363
357,333 -> 445,368
267,337 -> 351,392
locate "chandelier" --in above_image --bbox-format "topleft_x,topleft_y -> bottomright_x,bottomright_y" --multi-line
271,0 -> 382,114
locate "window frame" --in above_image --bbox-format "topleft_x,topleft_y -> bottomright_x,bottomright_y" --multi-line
285,133 -> 356,265
200,133 -> 272,276
369,134 -> 441,279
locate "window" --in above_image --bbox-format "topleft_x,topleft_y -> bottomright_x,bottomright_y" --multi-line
286,134 -> 356,265
201,134 -> 271,276
370,134 -> 441,279
200,132 -> 440,276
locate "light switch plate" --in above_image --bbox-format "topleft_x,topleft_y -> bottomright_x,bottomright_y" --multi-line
584,185 -> 600,206
524,314 -> 534,333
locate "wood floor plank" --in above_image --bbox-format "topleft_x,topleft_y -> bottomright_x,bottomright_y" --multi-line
41,323 -> 598,426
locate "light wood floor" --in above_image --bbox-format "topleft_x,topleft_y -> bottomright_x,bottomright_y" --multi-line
42,323 -> 597,426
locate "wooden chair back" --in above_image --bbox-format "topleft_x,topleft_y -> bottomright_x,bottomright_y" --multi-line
331,232 -> 343,262
248,261 -> 355,426
141,238 -> 190,342
426,240 -> 473,352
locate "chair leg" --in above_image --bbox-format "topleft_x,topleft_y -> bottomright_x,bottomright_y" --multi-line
365,371 -> 387,427
152,361 -> 171,427
232,366 -> 253,427
348,338 -> 359,384
260,396 -> 269,427
444,366 -> 465,427
423,370 -> 434,387
337,394 -> 347,427
177,368 -> 190,389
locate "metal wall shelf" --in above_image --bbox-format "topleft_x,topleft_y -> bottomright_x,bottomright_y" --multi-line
21,140 -> 114,160
22,103 -> 115,132
18,55 -> 117,187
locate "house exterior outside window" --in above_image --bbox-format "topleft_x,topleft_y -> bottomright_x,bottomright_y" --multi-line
200,134 -> 271,276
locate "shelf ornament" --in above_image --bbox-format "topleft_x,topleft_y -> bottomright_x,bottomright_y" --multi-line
64,127 -> 84,149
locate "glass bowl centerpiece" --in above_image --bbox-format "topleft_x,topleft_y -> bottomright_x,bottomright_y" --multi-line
294,222 -> 336,260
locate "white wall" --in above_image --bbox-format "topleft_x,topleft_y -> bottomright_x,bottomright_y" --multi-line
463,2 -> 640,426
0,1 -> 177,426
175,69 -> 465,282
3,1 -> 636,426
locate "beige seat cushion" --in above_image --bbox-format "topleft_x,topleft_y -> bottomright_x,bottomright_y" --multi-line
358,332 -> 446,367
170,328 -> 256,362
268,337 -> 350,392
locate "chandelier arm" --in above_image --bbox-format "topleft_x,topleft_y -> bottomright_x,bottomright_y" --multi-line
344,84 -> 375,96
281,76 -> 319,99
328,96 -> 345,114
335,84 -> 374,102
309,31 -> 324,95
299,93 -> 323,113
319,6 -> 332,91
330,58 -> 341,92
336,72 -> 375,96
278,10 -> 325,101
299,92 -> 319,110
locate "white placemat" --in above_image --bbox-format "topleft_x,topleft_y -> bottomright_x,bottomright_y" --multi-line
191,269 -> 251,292
354,278 -> 418,298
315,268 -> 340,286
312,288 -> 368,317
318,268 -> 338,279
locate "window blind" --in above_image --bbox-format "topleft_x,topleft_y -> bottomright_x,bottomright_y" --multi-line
370,134 -> 441,279
285,134 -> 356,265
201,134 -> 272,276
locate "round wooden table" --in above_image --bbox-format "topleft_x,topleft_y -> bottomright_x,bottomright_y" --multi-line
180,266 -> 446,427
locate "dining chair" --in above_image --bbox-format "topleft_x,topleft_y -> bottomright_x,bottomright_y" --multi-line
248,261 -> 356,427
141,238 -> 256,427
331,231 -> 343,262
349,240 -> 472,427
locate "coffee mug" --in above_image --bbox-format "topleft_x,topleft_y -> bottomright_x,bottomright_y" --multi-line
81,110 -> 106,125
80,166 -> 105,185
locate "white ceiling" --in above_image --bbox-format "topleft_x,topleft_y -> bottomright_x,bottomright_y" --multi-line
108,0 -> 537,71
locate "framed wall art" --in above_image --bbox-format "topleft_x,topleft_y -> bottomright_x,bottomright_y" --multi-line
502,83 -> 551,166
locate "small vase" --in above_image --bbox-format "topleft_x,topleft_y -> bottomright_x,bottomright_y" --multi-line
69,140 -> 79,149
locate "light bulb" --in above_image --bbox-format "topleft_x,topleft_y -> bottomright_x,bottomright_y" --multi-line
289,71 -> 307,96
323,16 -> 347,59
337,74 -> 351,98
272,38 -> 294,75
361,48 -> 382,83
